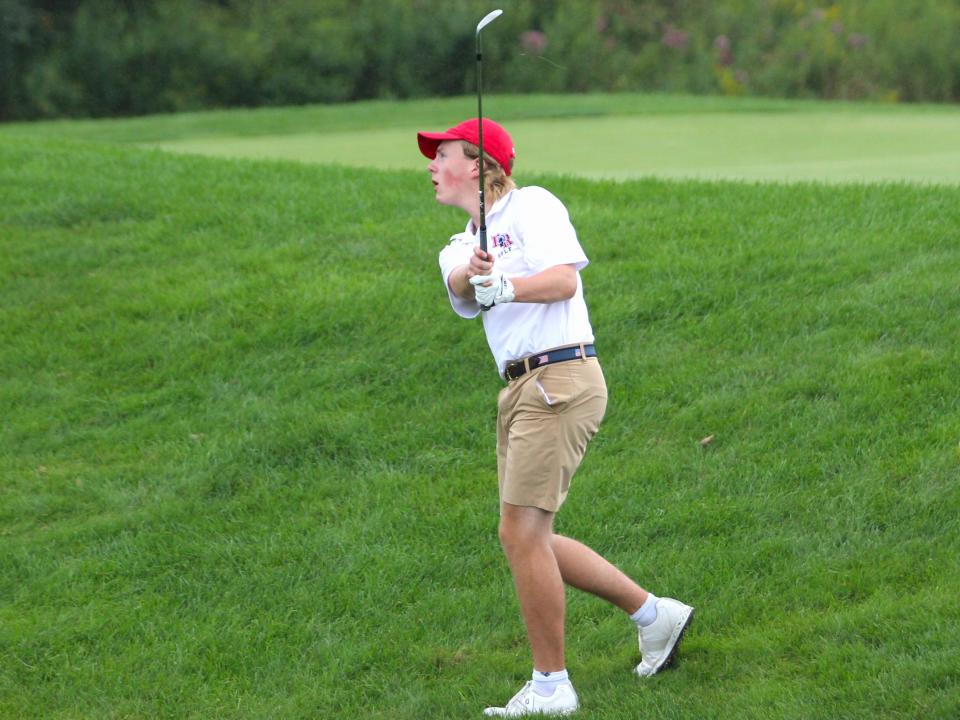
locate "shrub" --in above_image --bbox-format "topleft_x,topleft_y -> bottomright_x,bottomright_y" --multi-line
2,0 -> 958,120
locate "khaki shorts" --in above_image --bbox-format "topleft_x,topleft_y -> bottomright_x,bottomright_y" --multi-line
496,356 -> 608,512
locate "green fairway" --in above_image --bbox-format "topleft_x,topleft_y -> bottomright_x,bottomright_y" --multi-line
5,93 -> 960,185
150,110 -> 960,184
3,130 -> 960,719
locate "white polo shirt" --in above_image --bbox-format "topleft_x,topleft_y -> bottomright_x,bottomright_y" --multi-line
438,186 -> 595,376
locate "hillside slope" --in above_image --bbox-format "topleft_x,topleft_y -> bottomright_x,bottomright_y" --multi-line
2,137 -> 959,719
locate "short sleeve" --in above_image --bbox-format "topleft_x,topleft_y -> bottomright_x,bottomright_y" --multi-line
515,187 -> 588,273
438,232 -> 481,318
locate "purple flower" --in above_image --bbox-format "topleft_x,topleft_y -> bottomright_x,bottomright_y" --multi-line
831,21 -> 843,35
596,15 -> 609,34
520,30 -> 547,55
848,33 -> 868,49
714,35 -> 733,66
662,25 -> 689,51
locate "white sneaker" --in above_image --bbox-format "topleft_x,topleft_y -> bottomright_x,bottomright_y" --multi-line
483,681 -> 579,717
635,597 -> 694,677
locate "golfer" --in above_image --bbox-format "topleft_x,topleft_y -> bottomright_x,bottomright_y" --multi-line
418,118 -> 694,717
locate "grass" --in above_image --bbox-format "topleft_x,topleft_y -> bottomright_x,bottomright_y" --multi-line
1,93 -> 924,142
146,110 -> 960,184
2,96 -> 960,718
4,93 -> 960,184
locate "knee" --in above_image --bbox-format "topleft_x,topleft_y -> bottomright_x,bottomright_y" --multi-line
497,517 -> 517,551
498,515 -> 542,555
498,517 -> 527,554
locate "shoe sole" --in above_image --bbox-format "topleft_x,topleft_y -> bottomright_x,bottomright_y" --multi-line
484,711 -> 578,718
483,704 -> 579,717
658,606 -> 694,672
637,606 -> 695,677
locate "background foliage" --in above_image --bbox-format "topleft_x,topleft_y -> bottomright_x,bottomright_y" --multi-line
3,0 -> 959,121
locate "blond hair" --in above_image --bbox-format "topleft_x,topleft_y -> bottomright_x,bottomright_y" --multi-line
460,141 -> 516,205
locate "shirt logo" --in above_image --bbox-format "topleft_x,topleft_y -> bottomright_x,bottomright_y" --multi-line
491,233 -> 513,250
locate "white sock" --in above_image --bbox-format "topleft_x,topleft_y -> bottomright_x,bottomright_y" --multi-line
532,669 -> 569,697
630,592 -> 659,627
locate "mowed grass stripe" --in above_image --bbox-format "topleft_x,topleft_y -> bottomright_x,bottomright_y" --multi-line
2,137 -> 959,719
4,92 -> 960,185
147,110 -> 960,185
9,93 -> 957,143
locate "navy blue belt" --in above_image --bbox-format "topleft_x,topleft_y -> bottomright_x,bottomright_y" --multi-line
504,343 -> 597,381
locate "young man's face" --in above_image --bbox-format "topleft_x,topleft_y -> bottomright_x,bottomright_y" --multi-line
428,140 -> 477,210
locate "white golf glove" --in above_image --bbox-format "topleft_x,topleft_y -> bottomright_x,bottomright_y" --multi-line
470,270 -> 515,308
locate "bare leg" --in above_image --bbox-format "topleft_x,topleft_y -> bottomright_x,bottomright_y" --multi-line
498,502 -> 566,672
551,534 -> 648,614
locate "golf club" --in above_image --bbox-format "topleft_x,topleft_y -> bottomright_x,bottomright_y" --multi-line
475,8 -> 502,257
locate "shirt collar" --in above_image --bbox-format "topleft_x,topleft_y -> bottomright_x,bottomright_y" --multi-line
466,188 -> 517,235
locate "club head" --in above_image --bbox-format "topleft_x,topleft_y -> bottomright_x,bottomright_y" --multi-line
476,9 -> 503,35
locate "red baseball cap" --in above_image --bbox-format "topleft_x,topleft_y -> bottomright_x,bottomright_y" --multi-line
417,118 -> 516,176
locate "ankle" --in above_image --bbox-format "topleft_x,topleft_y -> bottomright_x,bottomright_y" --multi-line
532,668 -> 569,697
630,592 -> 659,627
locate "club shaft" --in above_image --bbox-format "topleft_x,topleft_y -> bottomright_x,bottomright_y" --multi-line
476,35 -> 487,254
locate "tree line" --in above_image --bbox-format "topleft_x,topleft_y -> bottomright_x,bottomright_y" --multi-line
2,0 -> 958,121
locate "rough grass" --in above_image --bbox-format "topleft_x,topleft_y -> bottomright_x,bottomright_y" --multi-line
2,135 -> 959,719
